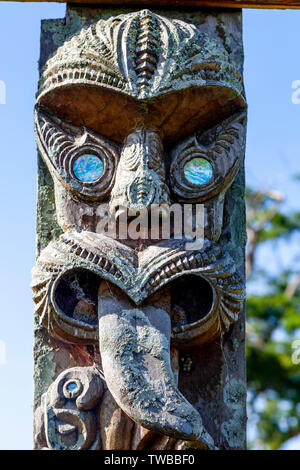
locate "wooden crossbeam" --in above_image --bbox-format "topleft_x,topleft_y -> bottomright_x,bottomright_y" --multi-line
2,0 -> 300,9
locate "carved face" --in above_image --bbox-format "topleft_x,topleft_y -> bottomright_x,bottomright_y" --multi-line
32,9 -> 246,446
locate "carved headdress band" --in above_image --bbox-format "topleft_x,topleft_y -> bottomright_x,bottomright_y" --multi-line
36,10 -> 246,143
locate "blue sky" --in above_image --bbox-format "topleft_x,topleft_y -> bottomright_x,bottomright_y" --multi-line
0,3 -> 300,450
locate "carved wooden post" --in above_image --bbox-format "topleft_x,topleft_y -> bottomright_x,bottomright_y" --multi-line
32,4 -> 247,450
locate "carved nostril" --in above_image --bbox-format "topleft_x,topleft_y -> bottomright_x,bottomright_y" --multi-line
128,176 -> 156,209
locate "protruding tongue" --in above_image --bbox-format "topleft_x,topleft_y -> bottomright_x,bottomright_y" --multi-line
98,281 -> 202,440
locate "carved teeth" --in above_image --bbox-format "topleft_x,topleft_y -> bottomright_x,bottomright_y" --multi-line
160,269 -> 169,280
109,266 -> 117,275
75,247 -> 83,256
152,274 -> 161,287
61,238 -> 122,280
97,258 -> 105,267
170,263 -> 178,274
103,260 -> 112,271
176,259 -> 185,272
182,256 -> 190,270
147,252 -> 211,291
201,252 -> 209,265
93,255 -> 100,264
195,253 -> 203,265
188,254 -> 197,268
166,268 -> 174,278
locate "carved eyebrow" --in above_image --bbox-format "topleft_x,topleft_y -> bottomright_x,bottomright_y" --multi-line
169,111 -> 247,201
35,107 -> 120,201
36,107 -> 121,152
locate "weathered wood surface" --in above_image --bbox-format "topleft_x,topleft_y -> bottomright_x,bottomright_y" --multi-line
33,6 -> 247,450
3,0 -> 300,9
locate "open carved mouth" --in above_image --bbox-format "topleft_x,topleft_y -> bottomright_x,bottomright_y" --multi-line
32,230 -> 244,346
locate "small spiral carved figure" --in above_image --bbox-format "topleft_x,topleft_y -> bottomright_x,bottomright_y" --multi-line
35,366 -> 103,450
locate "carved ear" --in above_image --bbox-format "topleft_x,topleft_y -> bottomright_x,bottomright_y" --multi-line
170,111 -> 247,202
35,107 -> 120,201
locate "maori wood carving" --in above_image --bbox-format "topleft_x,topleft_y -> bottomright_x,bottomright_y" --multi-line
33,9 -> 247,450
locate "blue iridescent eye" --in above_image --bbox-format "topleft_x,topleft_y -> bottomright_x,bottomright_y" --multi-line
66,382 -> 78,392
184,158 -> 213,185
73,154 -> 104,183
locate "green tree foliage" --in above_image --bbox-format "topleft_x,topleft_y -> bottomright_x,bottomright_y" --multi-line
246,188 -> 300,449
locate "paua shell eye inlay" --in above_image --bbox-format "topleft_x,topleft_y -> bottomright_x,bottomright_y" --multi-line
66,381 -> 78,392
184,158 -> 213,185
73,154 -> 104,183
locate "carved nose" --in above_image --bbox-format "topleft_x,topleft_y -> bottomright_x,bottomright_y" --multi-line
110,129 -> 170,218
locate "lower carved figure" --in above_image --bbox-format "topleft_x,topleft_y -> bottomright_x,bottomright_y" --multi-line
34,364 -> 217,450
35,366 -> 103,450
33,237 -> 244,449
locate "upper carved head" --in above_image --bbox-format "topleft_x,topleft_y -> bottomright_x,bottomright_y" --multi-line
33,9 -> 246,350
35,9 -> 246,241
